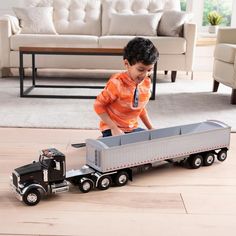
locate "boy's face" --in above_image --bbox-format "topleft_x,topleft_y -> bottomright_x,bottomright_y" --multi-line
124,59 -> 154,84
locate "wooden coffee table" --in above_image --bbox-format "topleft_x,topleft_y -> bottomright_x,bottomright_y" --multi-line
19,47 -> 157,100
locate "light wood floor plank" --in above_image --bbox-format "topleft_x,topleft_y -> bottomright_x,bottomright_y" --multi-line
0,128 -> 236,235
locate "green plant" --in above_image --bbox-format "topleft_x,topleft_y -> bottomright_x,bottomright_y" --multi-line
207,11 -> 223,25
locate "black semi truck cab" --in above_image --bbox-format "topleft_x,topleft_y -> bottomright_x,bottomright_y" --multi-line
11,148 -> 69,206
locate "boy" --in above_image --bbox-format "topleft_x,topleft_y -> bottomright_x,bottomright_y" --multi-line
94,37 -> 159,137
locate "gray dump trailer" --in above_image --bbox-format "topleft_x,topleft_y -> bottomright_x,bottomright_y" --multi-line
11,120 -> 231,206
67,120 -> 230,192
86,120 -> 230,172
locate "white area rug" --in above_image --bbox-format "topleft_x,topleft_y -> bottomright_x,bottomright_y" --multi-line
0,72 -> 235,131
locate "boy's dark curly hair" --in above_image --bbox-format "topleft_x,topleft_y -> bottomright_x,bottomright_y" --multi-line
123,37 -> 159,66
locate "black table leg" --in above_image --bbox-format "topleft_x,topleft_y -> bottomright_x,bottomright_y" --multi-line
32,53 -> 36,86
150,61 -> 157,100
19,51 -> 24,97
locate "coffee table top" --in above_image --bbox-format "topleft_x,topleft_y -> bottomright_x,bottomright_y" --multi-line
19,46 -> 124,55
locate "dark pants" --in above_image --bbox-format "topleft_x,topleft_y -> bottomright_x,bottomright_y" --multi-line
102,127 -> 145,137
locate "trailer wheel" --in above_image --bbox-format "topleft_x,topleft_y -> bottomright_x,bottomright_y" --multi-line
217,149 -> 227,162
114,171 -> 129,187
188,154 -> 203,169
23,189 -> 41,206
203,152 -> 215,166
79,179 -> 93,193
97,176 -> 112,190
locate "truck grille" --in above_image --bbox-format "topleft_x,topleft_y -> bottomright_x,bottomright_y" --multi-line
12,172 -> 18,188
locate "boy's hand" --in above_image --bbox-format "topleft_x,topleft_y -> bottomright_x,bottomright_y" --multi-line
98,113 -> 124,136
111,127 -> 124,136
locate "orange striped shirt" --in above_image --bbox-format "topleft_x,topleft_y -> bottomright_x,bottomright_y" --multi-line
94,72 -> 151,132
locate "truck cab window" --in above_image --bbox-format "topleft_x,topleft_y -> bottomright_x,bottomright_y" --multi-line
52,160 -> 61,170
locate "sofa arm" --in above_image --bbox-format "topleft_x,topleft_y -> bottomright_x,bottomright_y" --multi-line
0,15 -> 20,76
183,22 -> 197,72
216,28 -> 236,44
0,15 -> 20,34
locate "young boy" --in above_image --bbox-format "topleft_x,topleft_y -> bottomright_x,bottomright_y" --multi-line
94,37 -> 159,137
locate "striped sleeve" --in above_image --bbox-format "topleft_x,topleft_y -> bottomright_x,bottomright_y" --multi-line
139,107 -> 148,117
94,78 -> 119,114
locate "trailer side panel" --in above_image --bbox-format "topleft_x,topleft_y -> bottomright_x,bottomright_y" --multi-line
86,121 -> 230,172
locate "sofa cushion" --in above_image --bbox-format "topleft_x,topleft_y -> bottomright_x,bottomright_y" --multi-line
10,34 -> 99,50
13,7 -> 57,34
99,36 -> 186,54
102,0 -> 171,35
214,44 -> 236,64
157,10 -> 189,37
108,13 -> 162,36
25,0 -> 102,36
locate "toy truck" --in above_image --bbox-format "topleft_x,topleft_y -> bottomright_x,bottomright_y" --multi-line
11,120 -> 230,206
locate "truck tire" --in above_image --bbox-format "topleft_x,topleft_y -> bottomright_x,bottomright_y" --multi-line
23,189 -> 41,206
97,175 -> 112,190
203,152 -> 215,166
217,149 -> 227,162
114,171 -> 129,186
188,154 -> 203,169
79,179 -> 93,193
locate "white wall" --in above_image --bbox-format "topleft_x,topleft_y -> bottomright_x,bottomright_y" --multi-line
194,46 -> 215,72
0,0 -> 24,16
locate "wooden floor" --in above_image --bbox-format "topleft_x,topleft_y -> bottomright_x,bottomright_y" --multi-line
0,127 -> 236,236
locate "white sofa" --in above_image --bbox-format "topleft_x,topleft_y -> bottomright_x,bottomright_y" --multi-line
213,28 -> 236,104
0,0 -> 197,82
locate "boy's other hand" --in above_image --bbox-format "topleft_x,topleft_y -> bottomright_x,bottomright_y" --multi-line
111,127 -> 124,136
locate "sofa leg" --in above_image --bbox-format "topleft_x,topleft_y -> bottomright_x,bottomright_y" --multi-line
213,80 -> 219,92
164,70 -> 168,75
231,89 -> 236,105
0,68 -> 11,78
171,71 -> 177,82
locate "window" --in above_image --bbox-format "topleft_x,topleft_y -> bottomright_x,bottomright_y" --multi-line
180,0 -> 187,11
185,0 -> 235,34
202,0 -> 233,26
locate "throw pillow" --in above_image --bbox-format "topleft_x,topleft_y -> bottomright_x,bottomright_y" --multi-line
13,7 -> 57,34
157,10 -> 189,37
108,13 -> 163,36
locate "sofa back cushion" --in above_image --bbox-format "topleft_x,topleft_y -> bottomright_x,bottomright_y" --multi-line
25,0 -> 101,35
13,7 -> 57,34
102,0 -> 180,35
108,13 -> 162,36
157,10 -> 190,37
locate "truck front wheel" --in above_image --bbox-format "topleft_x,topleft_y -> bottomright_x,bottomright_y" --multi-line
23,189 -> 41,206
79,179 -> 93,193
